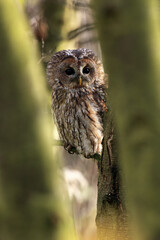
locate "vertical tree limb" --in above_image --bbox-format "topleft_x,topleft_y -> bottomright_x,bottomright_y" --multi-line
93,0 -> 160,240
96,100 -> 130,240
0,1 -> 75,240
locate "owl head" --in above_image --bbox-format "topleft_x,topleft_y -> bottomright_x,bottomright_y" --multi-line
47,48 -> 105,89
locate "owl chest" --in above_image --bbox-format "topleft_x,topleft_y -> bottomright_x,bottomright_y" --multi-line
52,90 -> 103,156
54,93 -> 88,125
53,90 -> 97,130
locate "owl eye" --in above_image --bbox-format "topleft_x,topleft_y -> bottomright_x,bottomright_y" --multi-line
65,68 -> 75,75
83,67 -> 90,74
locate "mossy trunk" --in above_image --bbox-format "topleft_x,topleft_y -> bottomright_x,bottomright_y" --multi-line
93,0 -> 160,240
0,1 -> 75,240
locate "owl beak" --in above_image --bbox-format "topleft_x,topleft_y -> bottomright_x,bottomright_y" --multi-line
79,76 -> 82,86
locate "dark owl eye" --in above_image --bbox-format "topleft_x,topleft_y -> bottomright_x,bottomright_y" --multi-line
83,67 -> 90,74
65,68 -> 75,75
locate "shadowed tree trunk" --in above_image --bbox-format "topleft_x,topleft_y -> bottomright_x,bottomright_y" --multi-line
93,0 -> 160,240
96,101 -> 130,240
43,0 -> 65,53
0,1 -> 75,240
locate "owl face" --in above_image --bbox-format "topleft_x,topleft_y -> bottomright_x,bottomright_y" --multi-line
47,48 -> 104,89
57,56 -> 97,88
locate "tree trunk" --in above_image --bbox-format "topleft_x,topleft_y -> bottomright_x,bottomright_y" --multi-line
43,0 -> 65,53
0,1 -> 75,240
93,0 -> 160,240
96,101 -> 130,240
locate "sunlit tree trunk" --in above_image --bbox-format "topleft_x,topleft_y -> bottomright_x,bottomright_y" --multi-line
93,0 -> 160,240
0,1 -> 75,240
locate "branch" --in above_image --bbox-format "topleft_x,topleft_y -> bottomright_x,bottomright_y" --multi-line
67,23 -> 95,40
53,139 -> 101,160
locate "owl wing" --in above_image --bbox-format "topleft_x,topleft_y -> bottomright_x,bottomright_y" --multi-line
93,84 -> 107,122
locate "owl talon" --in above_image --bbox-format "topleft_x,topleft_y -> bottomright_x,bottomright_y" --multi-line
64,144 -> 75,154
68,148 -> 74,154
84,153 -> 101,160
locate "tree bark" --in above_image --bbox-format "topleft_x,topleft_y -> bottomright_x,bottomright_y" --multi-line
93,0 -> 160,240
96,100 -> 130,240
0,1 -> 75,240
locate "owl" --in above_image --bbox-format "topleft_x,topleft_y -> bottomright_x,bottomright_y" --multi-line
47,48 -> 106,158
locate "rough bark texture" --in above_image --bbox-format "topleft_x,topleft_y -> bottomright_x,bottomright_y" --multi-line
0,1 -> 75,240
96,99 -> 130,240
94,0 -> 160,240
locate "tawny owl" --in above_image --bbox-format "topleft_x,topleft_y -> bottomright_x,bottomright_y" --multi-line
47,48 -> 106,158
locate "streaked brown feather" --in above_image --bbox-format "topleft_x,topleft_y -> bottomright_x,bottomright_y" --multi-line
47,48 -> 106,158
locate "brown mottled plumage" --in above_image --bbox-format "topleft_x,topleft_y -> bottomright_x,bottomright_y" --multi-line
47,48 -> 106,158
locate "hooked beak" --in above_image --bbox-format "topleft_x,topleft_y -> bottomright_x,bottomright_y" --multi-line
79,76 -> 82,86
